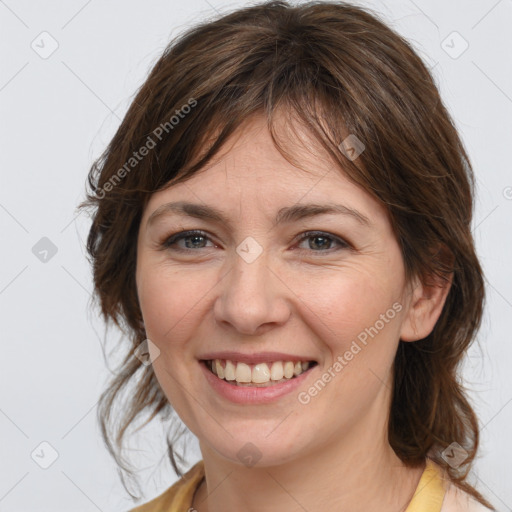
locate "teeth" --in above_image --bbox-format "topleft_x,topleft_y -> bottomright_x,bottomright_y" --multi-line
215,360 -> 225,379
235,362 -> 252,383
224,360 -> 236,381
252,363 -> 271,383
208,358 -> 314,385
270,361 -> 284,381
283,361 -> 294,379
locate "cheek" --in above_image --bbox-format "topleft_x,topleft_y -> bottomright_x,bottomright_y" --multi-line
136,263 -> 210,423
296,276 -> 402,413
293,269 -> 401,350
136,263 -> 211,348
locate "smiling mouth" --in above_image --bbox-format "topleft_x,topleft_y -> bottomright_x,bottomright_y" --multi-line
203,359 -> 318,387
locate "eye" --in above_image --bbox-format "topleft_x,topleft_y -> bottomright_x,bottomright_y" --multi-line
159,229 -> 350,253
295,231 -> 349,252
161,230 -> 216,251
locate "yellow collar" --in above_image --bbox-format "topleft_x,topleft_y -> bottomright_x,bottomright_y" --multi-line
405,458 -> 446,512
130,457 -> 447,511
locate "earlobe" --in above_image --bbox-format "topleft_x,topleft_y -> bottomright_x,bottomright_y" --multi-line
399,269 -> 453,343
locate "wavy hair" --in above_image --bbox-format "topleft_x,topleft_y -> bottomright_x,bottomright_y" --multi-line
81,1 -> 492,507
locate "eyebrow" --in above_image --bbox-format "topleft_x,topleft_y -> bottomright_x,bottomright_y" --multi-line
146,201 -> 372,229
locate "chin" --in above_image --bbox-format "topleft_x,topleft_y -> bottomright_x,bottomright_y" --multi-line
197,424 -> 313,469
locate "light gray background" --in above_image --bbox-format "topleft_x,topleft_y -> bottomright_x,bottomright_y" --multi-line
1,0 -> 511,510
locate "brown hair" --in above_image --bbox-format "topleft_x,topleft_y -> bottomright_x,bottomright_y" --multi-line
81,0 -> 492,507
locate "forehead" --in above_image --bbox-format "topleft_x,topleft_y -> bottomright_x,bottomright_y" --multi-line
143,115 -> 387,224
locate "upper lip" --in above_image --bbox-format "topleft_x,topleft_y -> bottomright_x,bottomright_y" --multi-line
198,351 -> 317,365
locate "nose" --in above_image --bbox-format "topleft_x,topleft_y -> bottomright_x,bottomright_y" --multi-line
213,250 -> 291,336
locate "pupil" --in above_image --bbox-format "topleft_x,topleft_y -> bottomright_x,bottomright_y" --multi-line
310,236 -> 330,250
186,235 -> 205,248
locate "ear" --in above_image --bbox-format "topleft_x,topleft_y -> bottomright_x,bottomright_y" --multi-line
400,248 -> 454,342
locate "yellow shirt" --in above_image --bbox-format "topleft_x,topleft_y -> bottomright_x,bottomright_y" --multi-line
129,458 -> 484,512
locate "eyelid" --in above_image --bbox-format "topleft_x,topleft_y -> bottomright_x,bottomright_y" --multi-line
293,230 -> 351,252
160,229 -> 216,250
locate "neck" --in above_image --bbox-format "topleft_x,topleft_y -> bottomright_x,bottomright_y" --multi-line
193,415 -> 425,512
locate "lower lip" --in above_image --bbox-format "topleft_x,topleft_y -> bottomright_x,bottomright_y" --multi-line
200,361 -> 315,404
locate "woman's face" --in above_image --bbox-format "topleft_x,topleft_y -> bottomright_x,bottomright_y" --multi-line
136,116 -> 416,467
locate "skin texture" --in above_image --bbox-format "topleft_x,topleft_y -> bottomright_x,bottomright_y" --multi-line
135,115 -> 452,512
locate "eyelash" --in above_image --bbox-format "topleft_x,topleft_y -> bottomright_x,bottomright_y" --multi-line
160,229 -> 350,254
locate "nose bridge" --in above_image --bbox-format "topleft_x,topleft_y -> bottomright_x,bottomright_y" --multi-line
215,243 -> 289,334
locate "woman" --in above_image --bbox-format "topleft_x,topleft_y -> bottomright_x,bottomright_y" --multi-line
82,1 -> 494,510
